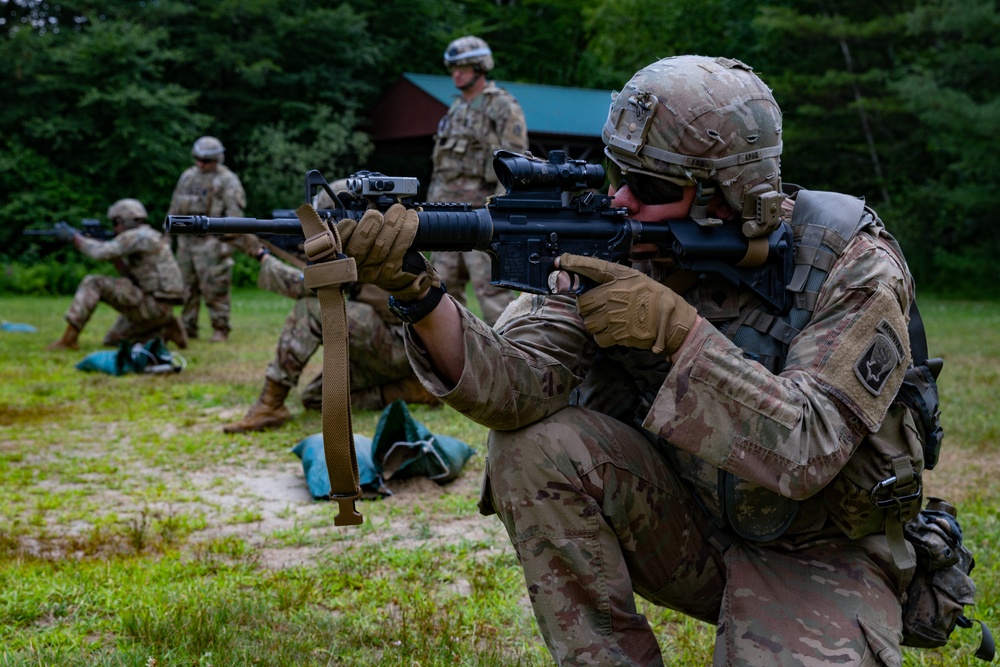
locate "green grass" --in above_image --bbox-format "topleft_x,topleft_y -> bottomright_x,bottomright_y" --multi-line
1,292 -> 998,665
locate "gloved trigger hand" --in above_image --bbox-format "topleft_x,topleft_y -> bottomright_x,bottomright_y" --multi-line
340,203 -> 440,301
557,253 -> 697,355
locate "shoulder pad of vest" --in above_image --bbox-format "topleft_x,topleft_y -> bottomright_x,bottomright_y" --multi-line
791,189 -> 868,247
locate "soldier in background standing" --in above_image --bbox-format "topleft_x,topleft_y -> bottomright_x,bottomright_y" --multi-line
168,136 -> 246,342
46,199 -> 186,351
427,35 -> 528,326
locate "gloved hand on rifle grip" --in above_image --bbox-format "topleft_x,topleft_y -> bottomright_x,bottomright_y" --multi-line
54,221 -> 79,243
338,203 -> 441,301
557,253 -> 698,355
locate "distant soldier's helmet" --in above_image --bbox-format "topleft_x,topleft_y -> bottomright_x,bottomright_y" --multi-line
443,36 -> 494,73
192,136 -> 226,162
107,198 -> 148,227
311,179 -> 350,209
603,56 -> 784,236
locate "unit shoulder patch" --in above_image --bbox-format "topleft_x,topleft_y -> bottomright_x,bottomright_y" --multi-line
854,318 -> 905,396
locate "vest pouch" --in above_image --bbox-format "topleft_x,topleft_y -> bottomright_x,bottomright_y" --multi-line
482,146 -> 498,184
432,136 -> 462,181
823,402 -> 925,539
725,473 -> 799,541
461,139 -> 488,180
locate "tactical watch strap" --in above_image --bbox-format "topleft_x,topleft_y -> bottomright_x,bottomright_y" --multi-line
388,284 -> 447,324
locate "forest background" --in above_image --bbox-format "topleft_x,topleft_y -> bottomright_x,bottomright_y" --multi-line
1,0 -> 998,298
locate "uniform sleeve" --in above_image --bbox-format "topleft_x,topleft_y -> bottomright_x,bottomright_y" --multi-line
167,169 -> 192,216
257,254 -> 308,299
494,95 -> 529,154
405,292 -> 595,430
643,232 -> 913,500
77,228 -> 152,262
221,171 -> 246,217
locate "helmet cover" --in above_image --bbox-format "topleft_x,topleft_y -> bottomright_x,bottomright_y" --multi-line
107,198 -> 148,226
192,136 -> 226,162
603,56 -> 782,222
443,36 -> 494,73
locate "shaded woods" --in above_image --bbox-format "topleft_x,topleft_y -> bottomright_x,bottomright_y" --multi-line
2,0 -> 998,296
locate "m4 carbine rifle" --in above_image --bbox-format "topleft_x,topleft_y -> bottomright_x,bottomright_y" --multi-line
165,150 -> 794,312
24,219 -> 116,241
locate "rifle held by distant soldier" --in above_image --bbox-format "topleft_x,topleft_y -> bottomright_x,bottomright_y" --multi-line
24,219 -> 116,242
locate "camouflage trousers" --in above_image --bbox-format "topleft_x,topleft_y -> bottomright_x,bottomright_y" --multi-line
64,274 -> 176,346
175,235 -> 234,336
265,295 -> 414,410
431,250 -> 516,327
484,406 -> 905,667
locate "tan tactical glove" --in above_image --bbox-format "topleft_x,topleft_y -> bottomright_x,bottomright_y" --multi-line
338,203 -> 440,301
225,234 -> 266,260
558,253 -> 698,355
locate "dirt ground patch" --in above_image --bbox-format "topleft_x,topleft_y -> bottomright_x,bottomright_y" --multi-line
2,410 -> 507,566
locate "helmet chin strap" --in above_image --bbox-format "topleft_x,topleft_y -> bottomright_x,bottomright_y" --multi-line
690,181 -> 725,228
457,70 -> 485,91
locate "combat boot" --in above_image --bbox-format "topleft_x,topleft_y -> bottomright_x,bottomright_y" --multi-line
210,329 -> 228,343
46,323 -> 81,351
380,375 -> 441,408
161,316 -> 188,349
223,379 -> 292,433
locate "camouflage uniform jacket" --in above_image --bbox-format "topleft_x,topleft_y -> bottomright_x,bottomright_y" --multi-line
407,190 -> 916,543
427,81 -> 529,201
168,164 -> 245,217
77,224 -> 184,302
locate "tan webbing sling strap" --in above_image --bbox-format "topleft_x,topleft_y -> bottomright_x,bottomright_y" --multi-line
296,204 -> 363,526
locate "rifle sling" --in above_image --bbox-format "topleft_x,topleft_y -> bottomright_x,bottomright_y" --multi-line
296,204 -> 363,526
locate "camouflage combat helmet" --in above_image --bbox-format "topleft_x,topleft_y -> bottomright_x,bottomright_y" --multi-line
443,36 -> 494,73
603,56 -> 784,237
107,198 -> 148,227
192,136 -> 225,163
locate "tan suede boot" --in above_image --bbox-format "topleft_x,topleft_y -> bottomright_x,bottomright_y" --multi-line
161,316 -> 188,349
380,375 -> 441,408
223,379 -> 292,433
46,323 -> 81,351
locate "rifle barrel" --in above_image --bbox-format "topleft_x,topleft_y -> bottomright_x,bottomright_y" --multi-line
165,208 -> 495,252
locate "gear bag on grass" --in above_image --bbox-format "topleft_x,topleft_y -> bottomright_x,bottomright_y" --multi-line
292,399 -> 475,499
75,338 -> 185,375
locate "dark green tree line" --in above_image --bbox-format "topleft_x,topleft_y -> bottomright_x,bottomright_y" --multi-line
2,0 -> 997,296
